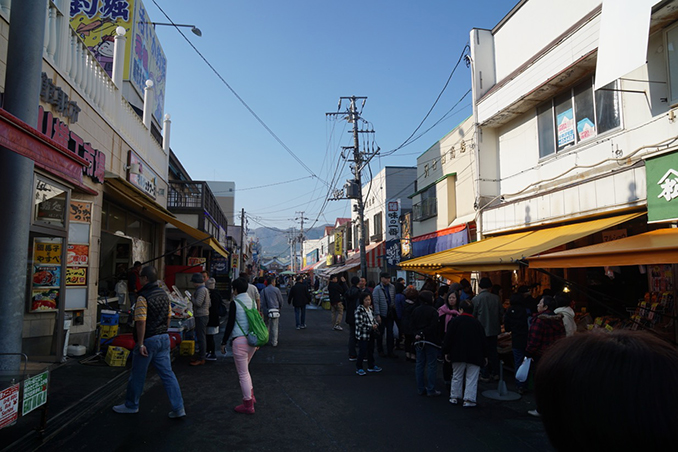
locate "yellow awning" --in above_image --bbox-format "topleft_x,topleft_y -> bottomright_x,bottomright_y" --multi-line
399,212 -> 643,273
106,177 -> 229,258
528,228 -> 678,268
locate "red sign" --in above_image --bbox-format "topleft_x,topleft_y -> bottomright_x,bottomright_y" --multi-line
0,384 -> 19,430
67,244 -> 89,266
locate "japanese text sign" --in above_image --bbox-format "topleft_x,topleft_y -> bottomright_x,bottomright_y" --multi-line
0,384 -> 19,430
646,152 -> 678,222
386,199 -> 401,241
22,372 -> 49,416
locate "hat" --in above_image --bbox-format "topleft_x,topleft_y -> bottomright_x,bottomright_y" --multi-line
191,273 -> 204,284
206,278 -> 216,289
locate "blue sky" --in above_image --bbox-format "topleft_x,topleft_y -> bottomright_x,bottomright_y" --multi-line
145,0 -> 517,233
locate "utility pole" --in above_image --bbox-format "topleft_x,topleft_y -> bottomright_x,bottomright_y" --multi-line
239,208 -> 245,276
326,96 -> 375,279
295,211 -> 309,269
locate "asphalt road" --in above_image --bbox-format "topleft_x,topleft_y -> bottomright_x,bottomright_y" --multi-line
40,302 -> 554,452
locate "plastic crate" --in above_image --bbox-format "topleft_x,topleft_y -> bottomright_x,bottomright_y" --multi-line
100,310 -> 119,326
105,346 -> 130,367
180,340 -> 195,356
100,324 -> 119,339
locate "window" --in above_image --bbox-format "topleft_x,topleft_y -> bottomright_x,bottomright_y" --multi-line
413,185 -> 437,221
372,212 -> 383,241
537,77 -> 620,157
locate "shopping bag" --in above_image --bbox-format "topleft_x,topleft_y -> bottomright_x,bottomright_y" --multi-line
515,357 -> 532,382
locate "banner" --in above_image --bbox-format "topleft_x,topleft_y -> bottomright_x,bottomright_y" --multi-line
646,151 -> 678,222
386,199 -> 401,241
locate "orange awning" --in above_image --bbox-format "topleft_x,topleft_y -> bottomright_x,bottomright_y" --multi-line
528,228 -> 678,268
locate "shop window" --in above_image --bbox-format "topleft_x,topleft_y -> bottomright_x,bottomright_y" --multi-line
537,77 -> 621,158
127,214 -> 142,239
108,203 -> 126,234
33,177 -> 68,229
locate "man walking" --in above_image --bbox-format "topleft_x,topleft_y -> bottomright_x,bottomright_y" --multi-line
113,266 -> 185,418
472,277 -> 503,381
328,274 -> 347,330
190,272 -> 211,366
261,276 -> 284,346
372,272 -> 397,358
288,276 -> 311,329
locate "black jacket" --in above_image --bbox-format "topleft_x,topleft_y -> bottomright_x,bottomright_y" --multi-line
135,281 -> 170,341
288,282 -> 311,307
504,304 -> 529,350
442,313 -> 488,367
343,285 -> 363,325
410,304 -> 440,344
207,288 -> 223,327
328,281 -> 346,305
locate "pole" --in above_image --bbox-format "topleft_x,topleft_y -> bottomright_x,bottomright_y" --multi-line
239,208 -> 245,276
0,0 -> 48,371
349,98 -> 368,279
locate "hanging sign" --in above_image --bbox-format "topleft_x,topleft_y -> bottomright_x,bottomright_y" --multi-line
386,199 -> 401,241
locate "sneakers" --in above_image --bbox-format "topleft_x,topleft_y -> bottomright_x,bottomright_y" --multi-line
528,409 -> 540,417
427,390 -> 442,397
205,353 -> 217,362
168,407 -> 186,419
300,324 -> 307,329
112,404 -> 138,414
348,356 -> 357,362
449,398 -> 459,405
296,326 -> 301,330
367,366 -> 382,373
356,369 -> 367,376
333,325 -> 343,331
463,401 -> 477,408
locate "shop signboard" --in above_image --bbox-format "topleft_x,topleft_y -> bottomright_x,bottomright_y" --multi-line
127,151 -> 158,199
401,212 -> 412,258
22,372 -> 49,416
646,152 -> 678,222
385,239 -> 401,267
386,199 -> 401,241
34,241 -> 62,265
0,384 -> 19,430
69,201 -> 92,223
334,232 -> 343,256
66,267 -> 88,286
187,257 -> 206,269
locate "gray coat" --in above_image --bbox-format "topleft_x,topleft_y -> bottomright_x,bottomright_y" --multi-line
472,289 -> 503,337
193,285 -> 211,318
372,283 -> 395,318
260,285 -> 283,317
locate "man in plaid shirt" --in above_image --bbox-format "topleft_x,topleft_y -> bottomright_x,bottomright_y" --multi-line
526,295 -> 566,362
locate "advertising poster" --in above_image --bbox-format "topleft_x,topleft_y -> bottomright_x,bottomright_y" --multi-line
67,244 -> 89,266
0,384 -> 19,430
34,241 -> 62,265
33,266 -> 61,287
69,201 -> 92,223
31,288 -> 59,312
577,117 -> 596,141
66,267 -> 88,286
22,372 -> 49,416
557,108 -> 575,147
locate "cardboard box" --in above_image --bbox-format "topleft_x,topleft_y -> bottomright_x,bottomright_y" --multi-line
180,340 -> 195,356
100,324 -> 119,339
105,346 -> 130,367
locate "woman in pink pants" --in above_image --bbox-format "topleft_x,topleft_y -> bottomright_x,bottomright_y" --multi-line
221,277 -> 258,414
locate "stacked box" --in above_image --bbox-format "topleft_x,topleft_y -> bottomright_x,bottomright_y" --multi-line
100,324 -> 119,339
180,340 -> 195,356
105,346 -> 130,367
100,310 -> 119,326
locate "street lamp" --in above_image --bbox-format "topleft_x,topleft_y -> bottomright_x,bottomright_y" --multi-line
150,22 -> 202,37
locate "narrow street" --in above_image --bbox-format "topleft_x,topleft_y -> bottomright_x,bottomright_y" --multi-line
41,303 -> 552,452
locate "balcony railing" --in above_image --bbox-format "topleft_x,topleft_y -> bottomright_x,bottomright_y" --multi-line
168,181 -> 228,231
413,198 -> 438,221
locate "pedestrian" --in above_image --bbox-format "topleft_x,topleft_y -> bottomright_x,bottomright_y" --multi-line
260,276 -> 284,347
255,277 -> 266,293
354,291 -> 382,375
126,261 -> 142,302
400,286 -> 419,362
535,331 -> 678,451
443,299 -> 488,408
344,276 -> 363,361
372,272 -> 397,358
434,284 -> 449,309
240,273 -> 261,311
366,280 -> 375,294
503,293 -> 529,393
190,272 -> 211,366
438,290 -> 460,386
472,277 -> 503,381
220,278 -> 258,414
288,276 -> 311,329
525,295 -> 566,417
394,281 -> 406,350
553,292 -> 576,337
113,266 -> 185,418
205,278 -> 223,361
459,278 -> 474,301
328,274 -> 347,331
411,290 -> 442,396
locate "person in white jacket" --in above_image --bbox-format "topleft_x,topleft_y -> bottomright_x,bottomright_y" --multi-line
554,293 -> 576,337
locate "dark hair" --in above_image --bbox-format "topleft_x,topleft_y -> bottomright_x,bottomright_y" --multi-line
555,292 -> 571,309
479,277 -> 492,289
509,293 -> 523,306
139,266 -> 157,283
351,276 -> 360,285
380,272 -> 391,279
418,290 -> 434,305
395,282 -> 405,294
541,295 -> 557,312
491,284 -> 502,296
367,281 -> 376,288
536,331 -> 678,451
458,299 -> 473,313
232,278 -> 249,294
133,261 -> 142,268
438,285 -> 449,297
359,291 -> 372,306
404,287 -> 419,300
541,288 -> 555,297
296,276 -> 303,282
330,274 -> 338,281
266,276 -> 275,285
460,278 -> 471,288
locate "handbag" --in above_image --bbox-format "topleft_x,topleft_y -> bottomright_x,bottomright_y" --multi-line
268,308 -> 280,319
515,357 -> 532,382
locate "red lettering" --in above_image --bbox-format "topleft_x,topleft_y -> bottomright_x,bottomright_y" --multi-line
81,142 -> 95,177
51,119 -> 69,148
69,131 -> 84,155
94,150 -> 106,183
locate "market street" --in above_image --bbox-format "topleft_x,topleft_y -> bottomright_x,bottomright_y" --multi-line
39,303 -> 552,452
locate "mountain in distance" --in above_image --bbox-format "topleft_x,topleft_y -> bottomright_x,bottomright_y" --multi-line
254,224 -> 330,259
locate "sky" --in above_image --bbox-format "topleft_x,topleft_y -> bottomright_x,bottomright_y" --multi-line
144,0 -> 518,236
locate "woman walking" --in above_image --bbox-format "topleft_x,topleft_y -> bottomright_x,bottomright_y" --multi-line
354,292 -> 382,375
220,278 -> 258,414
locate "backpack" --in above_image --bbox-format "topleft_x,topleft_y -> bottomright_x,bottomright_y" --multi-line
234,297 -> 269,347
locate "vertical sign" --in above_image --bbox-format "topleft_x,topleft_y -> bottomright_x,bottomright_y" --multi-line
0,384 -> 20,430
386,199 -> 401,241
646,151 -> 678,222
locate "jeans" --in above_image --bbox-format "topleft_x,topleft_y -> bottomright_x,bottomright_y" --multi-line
194,315 -> 208,360
356,335 -> 375,370
451,362 -> 481,403
415,343 -> 438,395
124,334 -> 184,411
232,336 -> 256,400
377,316 -> 395,355
482,335 -> 499,378
512,347 -> 527,389
267,317 -> 279,346
347,323 -> 357,358
294,306 -> 306,327
331,303 -> 344,327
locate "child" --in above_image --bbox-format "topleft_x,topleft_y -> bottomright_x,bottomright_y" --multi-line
354,292 -> 382,375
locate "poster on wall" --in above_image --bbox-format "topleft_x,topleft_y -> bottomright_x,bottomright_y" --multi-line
31,288 -> 59,312
67,244 -> 89,266
33,266 -> 61,287
34,241 -> 62,265
557,108 -> 575,147
66,267 -> 88,286
0,384 -> 20,430
576,117 -> 596,141
69,201 -> 92,223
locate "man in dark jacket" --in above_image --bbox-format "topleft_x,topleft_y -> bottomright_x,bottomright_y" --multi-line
504,293 -> 529,393
113,266 -> 185,418
344,276 -> 363,361
328,274 -> 347,331
288,276 -> 311,329
411,290 -> 442,397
